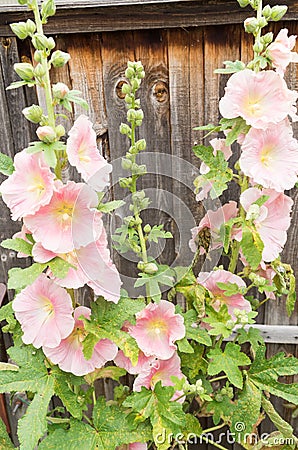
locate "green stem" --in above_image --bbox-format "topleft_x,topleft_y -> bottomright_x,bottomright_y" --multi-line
201,436 -> 229,450
202,423 -> 226,434
253,0 -> 263,70
209,375 -> 228,383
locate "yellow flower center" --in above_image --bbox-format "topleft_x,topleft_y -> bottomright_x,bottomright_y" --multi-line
148,319 -> 168,336
27,176 -> 46,196
78,145 -> 91,163
42,296 -> 54,316
260,145 -> 273,167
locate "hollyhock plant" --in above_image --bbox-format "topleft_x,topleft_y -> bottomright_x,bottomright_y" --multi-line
128,300 -> 185,360
133,352 -> 185,402
0,150 -> 55,221
239,120 -> 298,192
117,444 -> 147,450
67,115 -> 112,191
267,28 -> 298,76
114,349 -> 155,374
12,273 -> 74,349
24,180 -> 103,254
197,270 -> 251,320
219,69 -> 298,129
189,201 -> 238,254
12,224 -> 32,258
43,306 -> 118,376
240,187 -> 293,262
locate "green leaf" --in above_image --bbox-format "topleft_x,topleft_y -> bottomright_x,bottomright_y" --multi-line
216,282 -> 242,297
214,60 -> 246,74
207,342 -> 251,389
182,414 -> 203,439
6,80 -> 29,90
181,344 -> 208,381
203,304 -> 234,339
240,225 -> 263,270
48,257 -> 73,279
0,362 -> 18,371
8,263 -> 46,290
1,237 -> 32,256
0,152 -> 14,176
261,396 -> 294,439
52,368 -> 85,420
231,379 -> 261,439
207,395 -> 236,425
97,200 -> 125,214
85,366 -> 127,385
183,310 -> 212,346
0,418 -> 14,449
286,273 -> 296,317
18,376 -> 54,450
221,117 -> 250,146
147,225 -> 173,243
249,347 -> 298,403
236,327 -> 264,353
177,337 -> 194,353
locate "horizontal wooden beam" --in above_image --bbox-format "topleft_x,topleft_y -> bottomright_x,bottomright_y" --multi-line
0,1 -> 297,36
226,325 -> 298,345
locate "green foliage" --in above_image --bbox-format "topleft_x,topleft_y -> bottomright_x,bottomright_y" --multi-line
215,59 -> 246,74
84,366 -> 127,385
47,257 -> 74,279
249,347 -> 298,403
220,117 -> 250,146
0,418 -> 14,449
182,309 -> 212,346
134,264 -> 175,302
146,225 -> 173,243
230,379 -> 261,439
207,342 -> 251,389
1,237 -> 32,256
203,304 -> 235,338
207,395 -> 236,425
261,396 -> 295,440
124,383 -> 186,450
97,199 -> 126,213
237,327 -> 264,353
0,152 -> 14,176
240,224 -> 264,270
8,263 -> 46,290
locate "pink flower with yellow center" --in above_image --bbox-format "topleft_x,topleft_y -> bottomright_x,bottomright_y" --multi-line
43,306 -> 118,376
128,300 -> 185,360
12,273 -> 74,349
0,150 -> 55,221
133,353 -> 185,402
239,120 -> 298,192
114,349 -> 155,375
219,69 -> 298,130
67,115 -> 112,191
240,187 -> 293,261
197,270 -> 251,320
24,180 -> 103,254
267,28 -> 298,76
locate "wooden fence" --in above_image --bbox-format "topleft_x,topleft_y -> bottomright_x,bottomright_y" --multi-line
0,0 -> 298,447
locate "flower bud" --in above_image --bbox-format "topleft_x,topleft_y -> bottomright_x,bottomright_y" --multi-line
135,110 -> 144,121
41,0 -> 56,22
237,0 -> 250,6
253,41 -> 263,53
36,125 -> 56,143
143,224 -> 151,234
18,0 -> 28,5
22,104 -> 43,123
131,78 -> 141,91
14,62 -> 34,81
47,37 -> 55,50
262,32 -> 273,45
50,50 -> 70,68
125,94 -> 133,104
121,158 -> 132,170
136,139 -> 146,151
270,5 -> 287,21
143,263 -> 159,274
34,50 -> 43,63
52,82 -> 69,99
244,17 -> 259,34
246,203 -> 260,221
262,5 -> 272,19
119,123 -> 131,135
34,63 -> 46,79
26,19 -> 36,36
10,22 -> 29,40
121,83 -> 131,95
127,109 -> 136,122
258,17 -> 268,28
125,67 -> 135,79
55,124 -> 65,138
32,33 -> 50,50
119,177 -> 132,188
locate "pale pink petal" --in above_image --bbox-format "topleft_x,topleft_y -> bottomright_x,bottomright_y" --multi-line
267,29 -> 298,75
67,115 -> 112,191
0,150 -> 55,221
219,69 -> 298,129
114,350 -> 155,375
13,273 -> 74,349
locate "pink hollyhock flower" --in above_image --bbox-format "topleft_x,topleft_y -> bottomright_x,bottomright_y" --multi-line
114,349 -> 155,375
267,29 -> 298,76
43,306 -> 118,376
117,444 -> 147,450
133,353 -> 184,402
0,150 -> 55,221
196,138 -> 232,201
36,126 -> 56,143
240,187 -> 293,261
219,69 -> 298,129
24,180 -> 103,254
33,227 -> 122,303
239,120 -> 298,192
128,300 -> 185,360
197,270 -> 251,320
12,273 -> 74,349
67,115 -> 112,191
189,201 -> 238,254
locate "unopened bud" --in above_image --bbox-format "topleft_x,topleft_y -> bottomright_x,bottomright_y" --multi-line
244,17 -> 259,34
121,83 -> 131,95
18,0 -> 28,4
119,123 -> 131,135
32,33 -> 50,50
36,125 -> 56,143
34,63 -> 46,79
262,5 -> 272,19
52,82 -> 69,99
41,0 -> 56,22
47,37 -> 55,50
262,32 -> 273,45
121,158 -> 132,170
55,124 -> 65,138
14,62 -> 34,81
22,104 -> 43,123
237,0 -> 250,7
270,5 -> 287,21
50,50 -> 70,68
136,139 -> 146,151
135,110 -> 144,121
143,263 -> 159,274
125,67 -> 135,79
127,109 -> 136,122
258,17 -> 268,28
34,50 -> 43,63
253,41 -> 263,53
246,203 -> 260,221
10,22 -> 29,40
26,19 -> 36,36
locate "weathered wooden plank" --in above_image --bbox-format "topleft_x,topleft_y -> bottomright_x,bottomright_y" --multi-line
226,325 -> 298,345
1,1 -> 298,36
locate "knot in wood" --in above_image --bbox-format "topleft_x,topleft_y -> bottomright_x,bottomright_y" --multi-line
153,81 -> 168,103
115,80 -> 128,100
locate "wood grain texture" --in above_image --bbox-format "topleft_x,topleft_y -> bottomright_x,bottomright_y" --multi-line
1,1 -> 298,36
